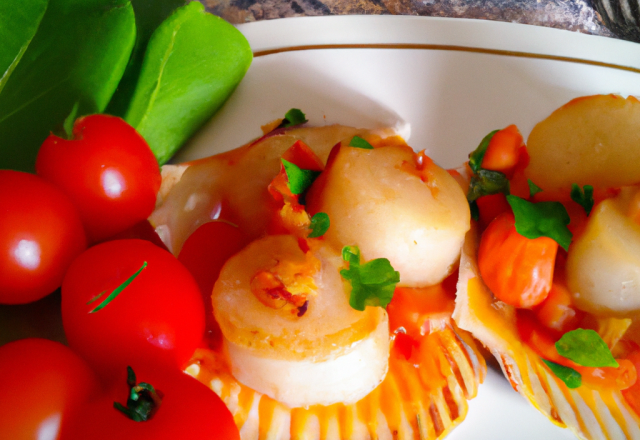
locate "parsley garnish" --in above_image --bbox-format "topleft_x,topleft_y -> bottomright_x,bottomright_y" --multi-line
506,195 -> 572,251
281,108 -> 308,128
281,159 -> 320,195
349,135 -> 374,150
570,184 -> 594,216
528,179 -> 543,198
467,169 -> 510,203
308,212 -> 330,238
541,359 -> 582,389
340,246 -> 400,311
468,129 -> 499,173
555,329 -> 618,368
89,262 -> 147,313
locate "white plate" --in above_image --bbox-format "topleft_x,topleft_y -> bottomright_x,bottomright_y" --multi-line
177,16 -> 640,440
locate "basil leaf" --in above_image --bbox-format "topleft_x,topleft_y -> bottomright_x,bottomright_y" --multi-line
0,0 -> 48,94
340,245 -> 400,311
281,108 -> 307,128
124,1 -> 252,164
308,212 -> 330,238
542,359 -> 582,389
555,329 -> 619,368
90,262 -> 148,313
349,135 -> 374,150
467,169 -> 509,203
282,159 -> 320,195
570,183 -> 595,216
528,179 -> 543,198
106,0 -> 187,116
0,0 -> 136,172
506,195 -> 573,251
468,129 -> 499,173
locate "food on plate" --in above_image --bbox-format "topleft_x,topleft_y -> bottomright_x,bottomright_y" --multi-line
0,170 -> 86,304
455,94 -> 640,440
152,116 -> 485,439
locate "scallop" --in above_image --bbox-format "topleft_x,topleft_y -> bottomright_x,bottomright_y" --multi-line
567,189 -> 640,318
306,144 -> 470,287
212,234 -> 389,408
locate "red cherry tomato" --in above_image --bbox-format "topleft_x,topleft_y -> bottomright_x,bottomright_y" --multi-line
61,366 -> 240,440
0,338 -> 100,440
0,170 -> 86,304
36,114 -> 161,243
61,239 -> 205,379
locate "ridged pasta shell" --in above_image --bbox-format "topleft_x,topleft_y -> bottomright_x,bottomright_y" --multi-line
454,225 -> 640,440
185,320 -> 485,440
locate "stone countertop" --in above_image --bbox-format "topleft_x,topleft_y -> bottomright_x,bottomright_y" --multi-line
198,0 -> 623,40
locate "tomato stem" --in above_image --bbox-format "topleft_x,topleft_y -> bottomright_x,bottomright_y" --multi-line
114,366 -> 163,422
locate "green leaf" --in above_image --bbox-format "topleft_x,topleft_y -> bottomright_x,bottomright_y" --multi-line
555,329 -> 619,368
571,183 -> 595,216
470,200 -> 479,221
528,179 -> 543,198
506,195 -> 573,251
349,135 -> 374,150
90,262 -> 147,313
124,1 -> 252,164
542,359 -> 582,389
308,212 -> 330,238
282,159 -> 320,195
340,245 -> 400,311
107,0 -> 187,117
280,108 -> 307,128
469,129 -> 499,173
0,0 -> 48,95
0,0 -> 136,172
467,169 -> 510,203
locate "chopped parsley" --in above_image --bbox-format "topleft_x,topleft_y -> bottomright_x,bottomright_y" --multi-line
506,195 -> 572,251
555,329 -> 619,368
570,184 -> 595,216
468,129 -> 499,173
89,262 -> 147,313
281,159 -> 320,195
280,108 -> 308,128
467,169 -> 510,203
308,212 -> 330,238
349,135 -> 374,150
541,359 -> 582,389
528,179 -> 543,198
340,246 -> 400,311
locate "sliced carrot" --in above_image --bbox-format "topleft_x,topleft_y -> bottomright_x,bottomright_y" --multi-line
534,281 -> 582,334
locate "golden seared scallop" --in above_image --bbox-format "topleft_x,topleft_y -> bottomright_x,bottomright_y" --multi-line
212,234 -> 389,408
526,94 -> 640,191
307,143 -> 470,287
567,187 -> 640,318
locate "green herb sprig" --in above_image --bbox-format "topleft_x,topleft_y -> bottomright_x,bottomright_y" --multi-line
340,246 -> 399,311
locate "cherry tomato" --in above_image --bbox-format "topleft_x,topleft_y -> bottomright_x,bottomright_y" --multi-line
36,114 -> 161,243
0,338 -> 100,440
61,366 -> 240,440
61,239 -> 205,379
0,170 -> 86,304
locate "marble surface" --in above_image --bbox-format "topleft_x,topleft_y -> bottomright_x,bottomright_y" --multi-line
198,0 -> 620,40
